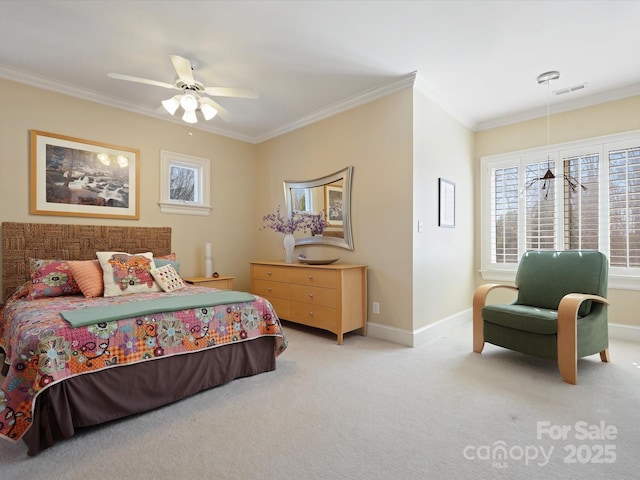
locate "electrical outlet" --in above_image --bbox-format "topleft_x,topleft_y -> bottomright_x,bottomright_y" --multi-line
372,302 -> 380,314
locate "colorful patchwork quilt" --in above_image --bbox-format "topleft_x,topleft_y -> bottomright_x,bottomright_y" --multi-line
0,285 -> 287,443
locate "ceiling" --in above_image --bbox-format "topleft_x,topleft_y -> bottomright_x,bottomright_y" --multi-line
2,0 -> 640,143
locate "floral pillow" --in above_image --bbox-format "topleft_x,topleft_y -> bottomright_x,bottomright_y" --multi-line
26,258 -> 81,299
96,251 -> 161,297
150,264 -> 185,292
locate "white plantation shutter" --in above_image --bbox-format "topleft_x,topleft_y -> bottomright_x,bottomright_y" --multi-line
564,153 -> 599,250
609,146 -> 640,267
482,130 -> 640,287
491,166 -> 519,263
525,161 -> 556,250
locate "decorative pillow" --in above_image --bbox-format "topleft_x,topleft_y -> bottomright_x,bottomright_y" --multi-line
68,260 -> 104,297
153,258 -> 181,273
27,259 -> 81,299
96,251 -> 161,297
150,264 -> 185,292
155,252 -> 177,261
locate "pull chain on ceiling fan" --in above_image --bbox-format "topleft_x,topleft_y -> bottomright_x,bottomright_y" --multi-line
108,55 -> 259,124
524,70 -> 586,198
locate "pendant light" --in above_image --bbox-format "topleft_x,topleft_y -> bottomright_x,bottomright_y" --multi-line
524,70 -> 586,197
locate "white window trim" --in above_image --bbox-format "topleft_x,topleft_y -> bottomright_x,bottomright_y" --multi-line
159,150 -> 212,216
480,129 -> 640,291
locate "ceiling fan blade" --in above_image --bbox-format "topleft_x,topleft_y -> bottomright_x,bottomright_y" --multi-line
199,96 -> 231,120
170,55 -> 195,85
108,73 -> 177,90
203,86 -> 259,99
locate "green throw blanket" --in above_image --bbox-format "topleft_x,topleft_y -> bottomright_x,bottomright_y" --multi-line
61,291 -> 256,328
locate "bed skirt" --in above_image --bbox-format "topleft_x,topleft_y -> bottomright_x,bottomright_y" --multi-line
22,336 -> 277,456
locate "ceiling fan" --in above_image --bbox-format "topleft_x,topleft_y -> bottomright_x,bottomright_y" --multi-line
108,55 -> 259,124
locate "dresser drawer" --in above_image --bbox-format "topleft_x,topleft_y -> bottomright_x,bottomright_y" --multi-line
252,264 -> 289,282
287,268 -> 337,288
252,279 -> 290,299
289,301 -> 338,331
290,284 -> 337,308
265,297 -> 290,319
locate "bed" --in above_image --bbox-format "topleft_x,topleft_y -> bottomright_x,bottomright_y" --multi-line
0,222 -> 286,456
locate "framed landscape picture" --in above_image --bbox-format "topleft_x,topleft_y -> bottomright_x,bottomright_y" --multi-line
30,130 -> 139,219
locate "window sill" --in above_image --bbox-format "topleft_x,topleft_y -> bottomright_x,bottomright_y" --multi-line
480,269 -> 640,291
158,202 -> 212,216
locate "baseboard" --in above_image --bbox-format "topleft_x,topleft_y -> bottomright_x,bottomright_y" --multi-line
412,308 -> 472,347
366,322 -> 414,347
367,308 -> 472,348
609,322 -> 640,343
367,314 -> 640,348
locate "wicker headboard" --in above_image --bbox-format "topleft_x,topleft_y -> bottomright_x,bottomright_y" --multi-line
1,222 -> 172,301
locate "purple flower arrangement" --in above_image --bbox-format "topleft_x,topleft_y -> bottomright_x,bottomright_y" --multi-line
305,212 -> 327,236
262,205 -> 327,235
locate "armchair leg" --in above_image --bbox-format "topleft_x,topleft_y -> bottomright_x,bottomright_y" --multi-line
472,292 -> 485,354
600,349 -> 610,363
558,355 -> 577,385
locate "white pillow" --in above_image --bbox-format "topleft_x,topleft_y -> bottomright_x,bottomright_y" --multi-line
150,264 -> 185,292
96,251 -> 161,297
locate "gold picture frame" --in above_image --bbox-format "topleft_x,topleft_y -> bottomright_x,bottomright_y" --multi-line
30,130 -> 139,219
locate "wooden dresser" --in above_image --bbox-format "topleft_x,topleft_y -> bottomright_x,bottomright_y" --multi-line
250,261 -> 367,344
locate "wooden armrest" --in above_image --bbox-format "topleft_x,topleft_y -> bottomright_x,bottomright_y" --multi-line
473,284 -> 518,353
557,293 -> 609,385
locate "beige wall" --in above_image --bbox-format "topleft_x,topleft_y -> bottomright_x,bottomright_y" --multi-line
412,89 -> 475,331
474,95 -> 640,326
256,89 -> 415,333
0,78 -> 258,292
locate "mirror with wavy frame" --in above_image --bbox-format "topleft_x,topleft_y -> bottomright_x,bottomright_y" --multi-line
283,166 -> 354,250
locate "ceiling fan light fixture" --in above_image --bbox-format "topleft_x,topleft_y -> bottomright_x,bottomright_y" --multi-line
200,102 -> 217,120
180,93 -> 198,112
162,95 -> 180,115
182,109 -> 197,124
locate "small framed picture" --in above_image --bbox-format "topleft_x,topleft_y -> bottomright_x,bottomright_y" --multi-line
439,178 -> 455,228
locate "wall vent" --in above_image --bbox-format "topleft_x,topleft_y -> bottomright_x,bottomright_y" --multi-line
554,83 -> 587,95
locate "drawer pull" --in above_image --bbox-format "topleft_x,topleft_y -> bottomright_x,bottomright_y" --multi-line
268,287 -> 272,292
308,293 -> 313,298
267,271 -> 272,276
307,274 -> 313,280
308,311 -> 314,316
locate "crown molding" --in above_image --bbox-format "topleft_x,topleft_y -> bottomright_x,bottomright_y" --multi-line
476,83 -> 640,131
254,72 -> 418,143
413,74 -> 477,131
0,64 -> 257,143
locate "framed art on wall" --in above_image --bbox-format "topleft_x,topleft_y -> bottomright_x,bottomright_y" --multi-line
439,177 -> 455,228
30,130 -> 139,219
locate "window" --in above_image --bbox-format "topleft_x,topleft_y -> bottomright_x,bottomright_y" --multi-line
609,146 -> 640,267
481,130 -> 640,289
159,151 -> 212,216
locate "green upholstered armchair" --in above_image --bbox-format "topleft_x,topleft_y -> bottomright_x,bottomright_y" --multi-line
473,250 -> 610,384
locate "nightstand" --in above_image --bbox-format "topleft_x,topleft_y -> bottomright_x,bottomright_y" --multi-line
183,276 -> 235,290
